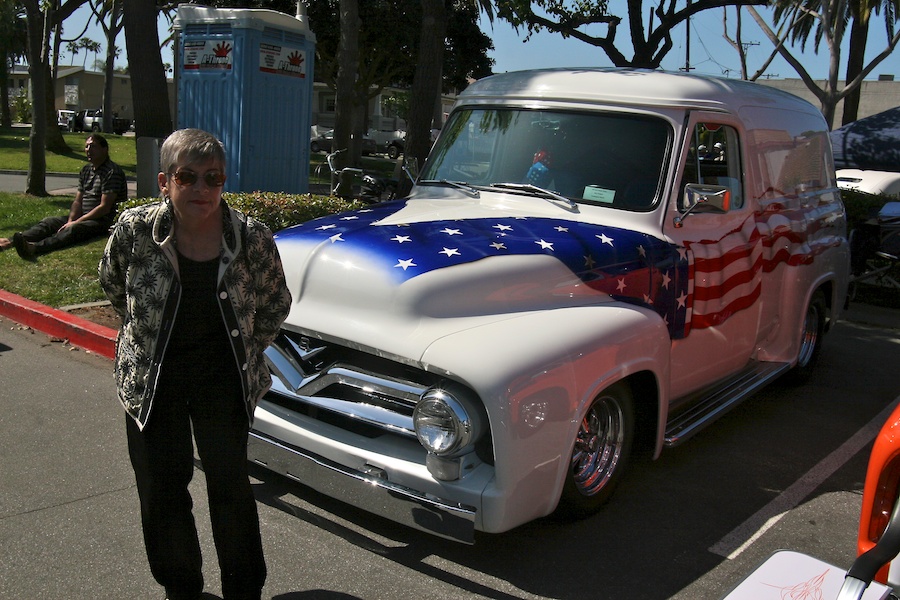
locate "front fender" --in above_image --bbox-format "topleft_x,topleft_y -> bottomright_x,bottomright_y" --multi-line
420,301 -> 669,532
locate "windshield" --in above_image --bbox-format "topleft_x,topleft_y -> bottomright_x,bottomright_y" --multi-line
421,108 -> 671,211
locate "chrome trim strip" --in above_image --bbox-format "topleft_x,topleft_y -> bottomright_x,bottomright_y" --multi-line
299,365 -> 426,403
664,361 -> 791,447
248,430 -> 477,544
268,381 -> 417,437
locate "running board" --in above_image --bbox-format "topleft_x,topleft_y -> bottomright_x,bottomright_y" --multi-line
664,361 -> 792,447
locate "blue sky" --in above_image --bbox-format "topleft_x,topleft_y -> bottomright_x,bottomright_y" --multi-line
479,6 -> 900,80
64,3 -> 900,82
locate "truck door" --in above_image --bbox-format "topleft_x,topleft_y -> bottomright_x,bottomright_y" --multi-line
663,116 -> 764,400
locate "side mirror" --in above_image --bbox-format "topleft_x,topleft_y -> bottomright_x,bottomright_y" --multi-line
674,184 -> 731,228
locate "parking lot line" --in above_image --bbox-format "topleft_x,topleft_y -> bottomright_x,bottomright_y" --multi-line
710,394 -> 900,560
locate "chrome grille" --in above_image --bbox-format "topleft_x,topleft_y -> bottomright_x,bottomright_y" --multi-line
264,330 -> 441,439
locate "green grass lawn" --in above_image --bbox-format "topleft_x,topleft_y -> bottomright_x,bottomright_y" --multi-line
0,192 -> 109,307
0,127 -> 137,177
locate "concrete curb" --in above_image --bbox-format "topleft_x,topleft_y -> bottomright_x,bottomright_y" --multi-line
0,289 -> 116,359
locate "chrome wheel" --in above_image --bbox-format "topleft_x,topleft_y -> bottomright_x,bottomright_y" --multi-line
572,394 -> 626,496
788,289 -> 826,383
558,383 -> 634,518
797,300 -> 821,368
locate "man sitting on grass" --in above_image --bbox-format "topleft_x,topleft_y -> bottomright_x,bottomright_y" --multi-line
0,134 -> 127,261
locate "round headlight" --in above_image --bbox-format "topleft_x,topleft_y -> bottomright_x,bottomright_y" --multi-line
413,389 -> 473,456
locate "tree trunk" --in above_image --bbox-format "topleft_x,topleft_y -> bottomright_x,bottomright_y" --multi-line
0,65 -> 10,129
102,0 -> 123,133
335,0 -> 359,159
841,16 -> 869,126
334,0 -> 360,195
405,0 -> 446,171
43,60 -> 67,153
24,0 -> 47,195
123,0 -> 172,138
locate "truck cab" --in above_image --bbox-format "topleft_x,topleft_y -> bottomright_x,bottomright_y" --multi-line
251,69 -> 851,544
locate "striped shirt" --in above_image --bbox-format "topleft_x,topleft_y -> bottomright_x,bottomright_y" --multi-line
77,158 -> 127,223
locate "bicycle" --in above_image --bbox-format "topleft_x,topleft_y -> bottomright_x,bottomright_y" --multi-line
318,149 -> 413,204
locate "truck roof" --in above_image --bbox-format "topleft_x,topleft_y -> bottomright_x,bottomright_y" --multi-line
458,68 -> 817,116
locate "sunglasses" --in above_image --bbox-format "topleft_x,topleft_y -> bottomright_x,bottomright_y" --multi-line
170,170 -> 227,188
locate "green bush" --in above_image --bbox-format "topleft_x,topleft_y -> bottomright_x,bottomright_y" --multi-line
118,191 -> 367,233
226,191 -> 367,232
841,188 -> 893,231
12,91 -> 31,124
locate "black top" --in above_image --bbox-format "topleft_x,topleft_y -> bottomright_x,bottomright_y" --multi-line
158,251 -> 241,395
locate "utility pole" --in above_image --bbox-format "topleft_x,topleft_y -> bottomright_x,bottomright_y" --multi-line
684,0 -> 692,72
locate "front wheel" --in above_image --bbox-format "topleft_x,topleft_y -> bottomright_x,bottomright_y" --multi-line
786,289 -> 826,384
387,145 -> 401,160
556,382 -> 634,519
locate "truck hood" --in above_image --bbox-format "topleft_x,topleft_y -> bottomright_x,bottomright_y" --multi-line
273,198 -> 685,359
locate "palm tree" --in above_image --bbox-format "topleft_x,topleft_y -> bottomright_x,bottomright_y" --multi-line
769,0 -> 900,125
87,0 -> 124,133
66,39 -> 80,65
82,38 -> 101,69
842,0 -> 899,124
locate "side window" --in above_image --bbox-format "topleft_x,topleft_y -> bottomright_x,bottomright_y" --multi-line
681,123 -> 743,211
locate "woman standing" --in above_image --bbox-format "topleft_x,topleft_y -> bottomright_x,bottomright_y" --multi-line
99,129 -> 291,600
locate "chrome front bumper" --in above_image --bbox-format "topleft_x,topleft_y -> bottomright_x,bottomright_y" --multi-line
247,429 -> 477,544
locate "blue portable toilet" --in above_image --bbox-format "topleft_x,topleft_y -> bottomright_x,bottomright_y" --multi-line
174,4 -> 315,194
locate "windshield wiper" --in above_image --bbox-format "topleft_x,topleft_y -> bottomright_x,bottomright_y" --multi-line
418,179 -> 480,198
488,183 -> 579,212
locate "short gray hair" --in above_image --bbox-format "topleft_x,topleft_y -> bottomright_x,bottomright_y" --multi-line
159,128 -> 226,175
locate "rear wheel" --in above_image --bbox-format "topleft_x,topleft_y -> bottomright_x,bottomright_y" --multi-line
787,289 -> 826,384
387,144 -> 401,160
557,382 -> 634,518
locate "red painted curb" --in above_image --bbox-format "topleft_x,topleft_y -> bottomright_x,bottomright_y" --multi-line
0,289 -> 116,360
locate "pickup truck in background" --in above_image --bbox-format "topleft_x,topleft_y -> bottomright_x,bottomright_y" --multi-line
253,68 -> 851,544
72,108 -> 131,135
367,129 -> 405,158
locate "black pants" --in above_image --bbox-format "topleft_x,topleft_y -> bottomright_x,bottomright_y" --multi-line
20,215 -> 109,255
126,380 -> 266,600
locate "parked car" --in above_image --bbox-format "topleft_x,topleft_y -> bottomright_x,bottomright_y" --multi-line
857,400 -> 900,590
56,109 -> 75,131
72,108 -> 131,135
837,169 -> 900,197
254,69 -> 850,544
310,129 -> 377,155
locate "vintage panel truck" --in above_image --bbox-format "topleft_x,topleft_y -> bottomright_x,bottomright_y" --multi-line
249,68 -> 851,544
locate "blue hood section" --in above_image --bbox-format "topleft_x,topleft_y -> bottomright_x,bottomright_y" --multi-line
277,201 -> 689,337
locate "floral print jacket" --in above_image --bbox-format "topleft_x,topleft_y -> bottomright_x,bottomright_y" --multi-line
98,199 -> 292,430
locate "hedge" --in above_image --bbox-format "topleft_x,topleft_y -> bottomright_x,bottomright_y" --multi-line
118,191 -> 368,233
